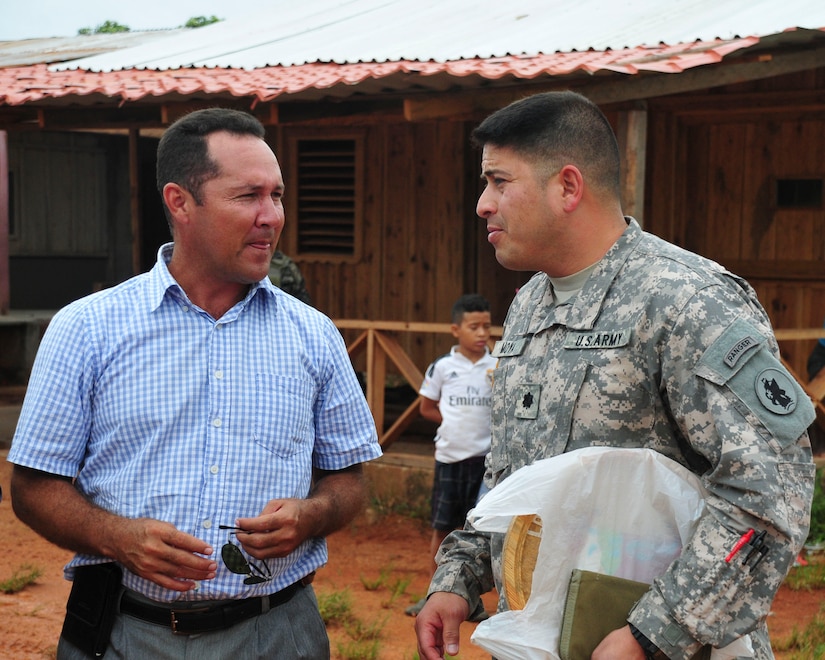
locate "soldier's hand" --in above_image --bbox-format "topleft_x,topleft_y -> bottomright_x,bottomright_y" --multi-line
415,592 -> 469,660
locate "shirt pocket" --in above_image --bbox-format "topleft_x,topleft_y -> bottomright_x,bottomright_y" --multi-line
253,374 -> 314,457
568,359 -> 655,446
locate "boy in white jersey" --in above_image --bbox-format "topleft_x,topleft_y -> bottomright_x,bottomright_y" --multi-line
406,293 -> 497,618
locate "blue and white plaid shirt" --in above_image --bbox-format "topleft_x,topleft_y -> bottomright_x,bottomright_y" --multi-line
10,243 -> 381,602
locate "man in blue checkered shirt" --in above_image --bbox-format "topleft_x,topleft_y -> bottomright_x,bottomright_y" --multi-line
9,108 -> 381,659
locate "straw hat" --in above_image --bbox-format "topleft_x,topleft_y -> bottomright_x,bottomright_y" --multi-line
502,513 -> 543,609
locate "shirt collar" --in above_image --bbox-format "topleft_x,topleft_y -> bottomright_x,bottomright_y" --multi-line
147,242 -> 277,314
450,345 -> 492,362
510,217 -> 643,336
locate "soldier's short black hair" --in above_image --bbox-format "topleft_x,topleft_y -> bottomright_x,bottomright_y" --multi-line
471,91 -> 621,198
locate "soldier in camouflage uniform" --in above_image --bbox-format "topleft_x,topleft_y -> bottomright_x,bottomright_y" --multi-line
269,249 -> 312,305
414,91 -> 816,660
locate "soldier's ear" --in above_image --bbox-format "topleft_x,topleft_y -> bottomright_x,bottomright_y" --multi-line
557,165 -> 584,212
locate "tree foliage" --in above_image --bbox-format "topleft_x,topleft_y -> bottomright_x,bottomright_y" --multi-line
184,15 -> 222,28
78,20 -> 131,35
76,16 -> 220,37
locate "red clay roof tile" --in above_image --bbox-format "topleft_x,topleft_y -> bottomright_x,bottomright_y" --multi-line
0,37 -> 769,107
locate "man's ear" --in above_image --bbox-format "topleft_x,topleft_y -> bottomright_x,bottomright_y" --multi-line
450,322 -> 460,338
557,164 -> 584,212
162,183 -> 191,223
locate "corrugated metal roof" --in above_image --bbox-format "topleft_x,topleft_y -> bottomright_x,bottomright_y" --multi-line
2,0 -> 824,110
0,37 -> 767,106
0,30 -> 187,68
51,0 -> 825,72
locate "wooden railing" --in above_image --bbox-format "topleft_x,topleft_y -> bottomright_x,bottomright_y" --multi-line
335,320 -> 502,448
775,329 -> 825,432
2,322 -> 823,451
335,323 -> 825,449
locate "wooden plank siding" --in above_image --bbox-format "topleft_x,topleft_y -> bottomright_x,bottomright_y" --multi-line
646,67 -> 825,379
271,120 -> 526,372
5,63 -> 825,390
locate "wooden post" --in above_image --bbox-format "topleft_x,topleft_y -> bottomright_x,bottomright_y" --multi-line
129,128 -> 142,274
616,104 -> 648,226
337,320 -> 502,448
0,131 -> 9,314
368,330 -> 386,434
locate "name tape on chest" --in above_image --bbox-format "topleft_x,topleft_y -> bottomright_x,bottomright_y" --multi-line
564,329 -> 631,349
492,338 -> 527,358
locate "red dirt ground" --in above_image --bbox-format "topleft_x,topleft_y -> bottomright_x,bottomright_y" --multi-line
0,454 -> 821,660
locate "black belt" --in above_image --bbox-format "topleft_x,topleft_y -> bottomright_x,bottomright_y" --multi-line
120,581 -> 304,635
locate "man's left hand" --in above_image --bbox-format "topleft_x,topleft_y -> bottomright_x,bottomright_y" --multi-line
234,499 -> 313,558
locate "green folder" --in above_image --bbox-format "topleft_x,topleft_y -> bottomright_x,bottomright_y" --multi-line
559,569 -> 712,660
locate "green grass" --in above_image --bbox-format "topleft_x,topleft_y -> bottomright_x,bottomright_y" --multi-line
0,564 -> 43,594
360,562 -> 413,608
807,467 -> 825,546
368,469 -> 431,524
337,639 -> 381,660
382,575 -> 412,607
774,602 -> 825,659
775,551 -> 825,658
360,566 -> 391,591
318,586 -> 391,658
784,560 -> 825,591
317,588 -> 354,626
344,614 -> 387,642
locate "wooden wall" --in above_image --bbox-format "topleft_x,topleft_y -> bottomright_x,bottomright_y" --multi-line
7,131 -> 135,308
645,67 -> 825,378
272,120 -> 527,373
10,67 -> 823,383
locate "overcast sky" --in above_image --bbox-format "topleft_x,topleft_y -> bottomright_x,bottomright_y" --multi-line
1,0 -> 273,40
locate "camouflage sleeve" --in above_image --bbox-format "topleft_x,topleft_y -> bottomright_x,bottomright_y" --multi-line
269,251 -> 313,306
628,283 -> 816,659
427,522 -> 496,617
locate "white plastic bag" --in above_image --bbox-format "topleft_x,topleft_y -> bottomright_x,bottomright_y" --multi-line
467,447 -> 750,659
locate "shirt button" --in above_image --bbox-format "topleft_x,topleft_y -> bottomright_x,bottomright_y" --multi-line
181,305 -> 189,312
212,418 -> 222,428
215,370 -> 224,379
210,465 -> 219,474
202,520 -> 212,529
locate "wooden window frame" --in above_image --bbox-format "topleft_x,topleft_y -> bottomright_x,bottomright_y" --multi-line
281,130 -> 365,264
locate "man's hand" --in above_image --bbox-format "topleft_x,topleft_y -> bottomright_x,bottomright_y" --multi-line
235,499 -> 311,558
11,466 -> 216,592
108,517 -> 217,591
415,592 -> 470,660
236,466 -> 369,560
592,625 -> 646,659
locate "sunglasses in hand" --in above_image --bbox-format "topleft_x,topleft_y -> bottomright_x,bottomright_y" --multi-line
219,525 -> 273,585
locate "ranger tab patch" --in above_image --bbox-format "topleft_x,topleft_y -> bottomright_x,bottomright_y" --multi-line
724,335 -> 759,368
564,329 -> 630,349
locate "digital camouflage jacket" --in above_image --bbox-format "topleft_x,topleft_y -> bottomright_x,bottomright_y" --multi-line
429,218 -> 815,660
